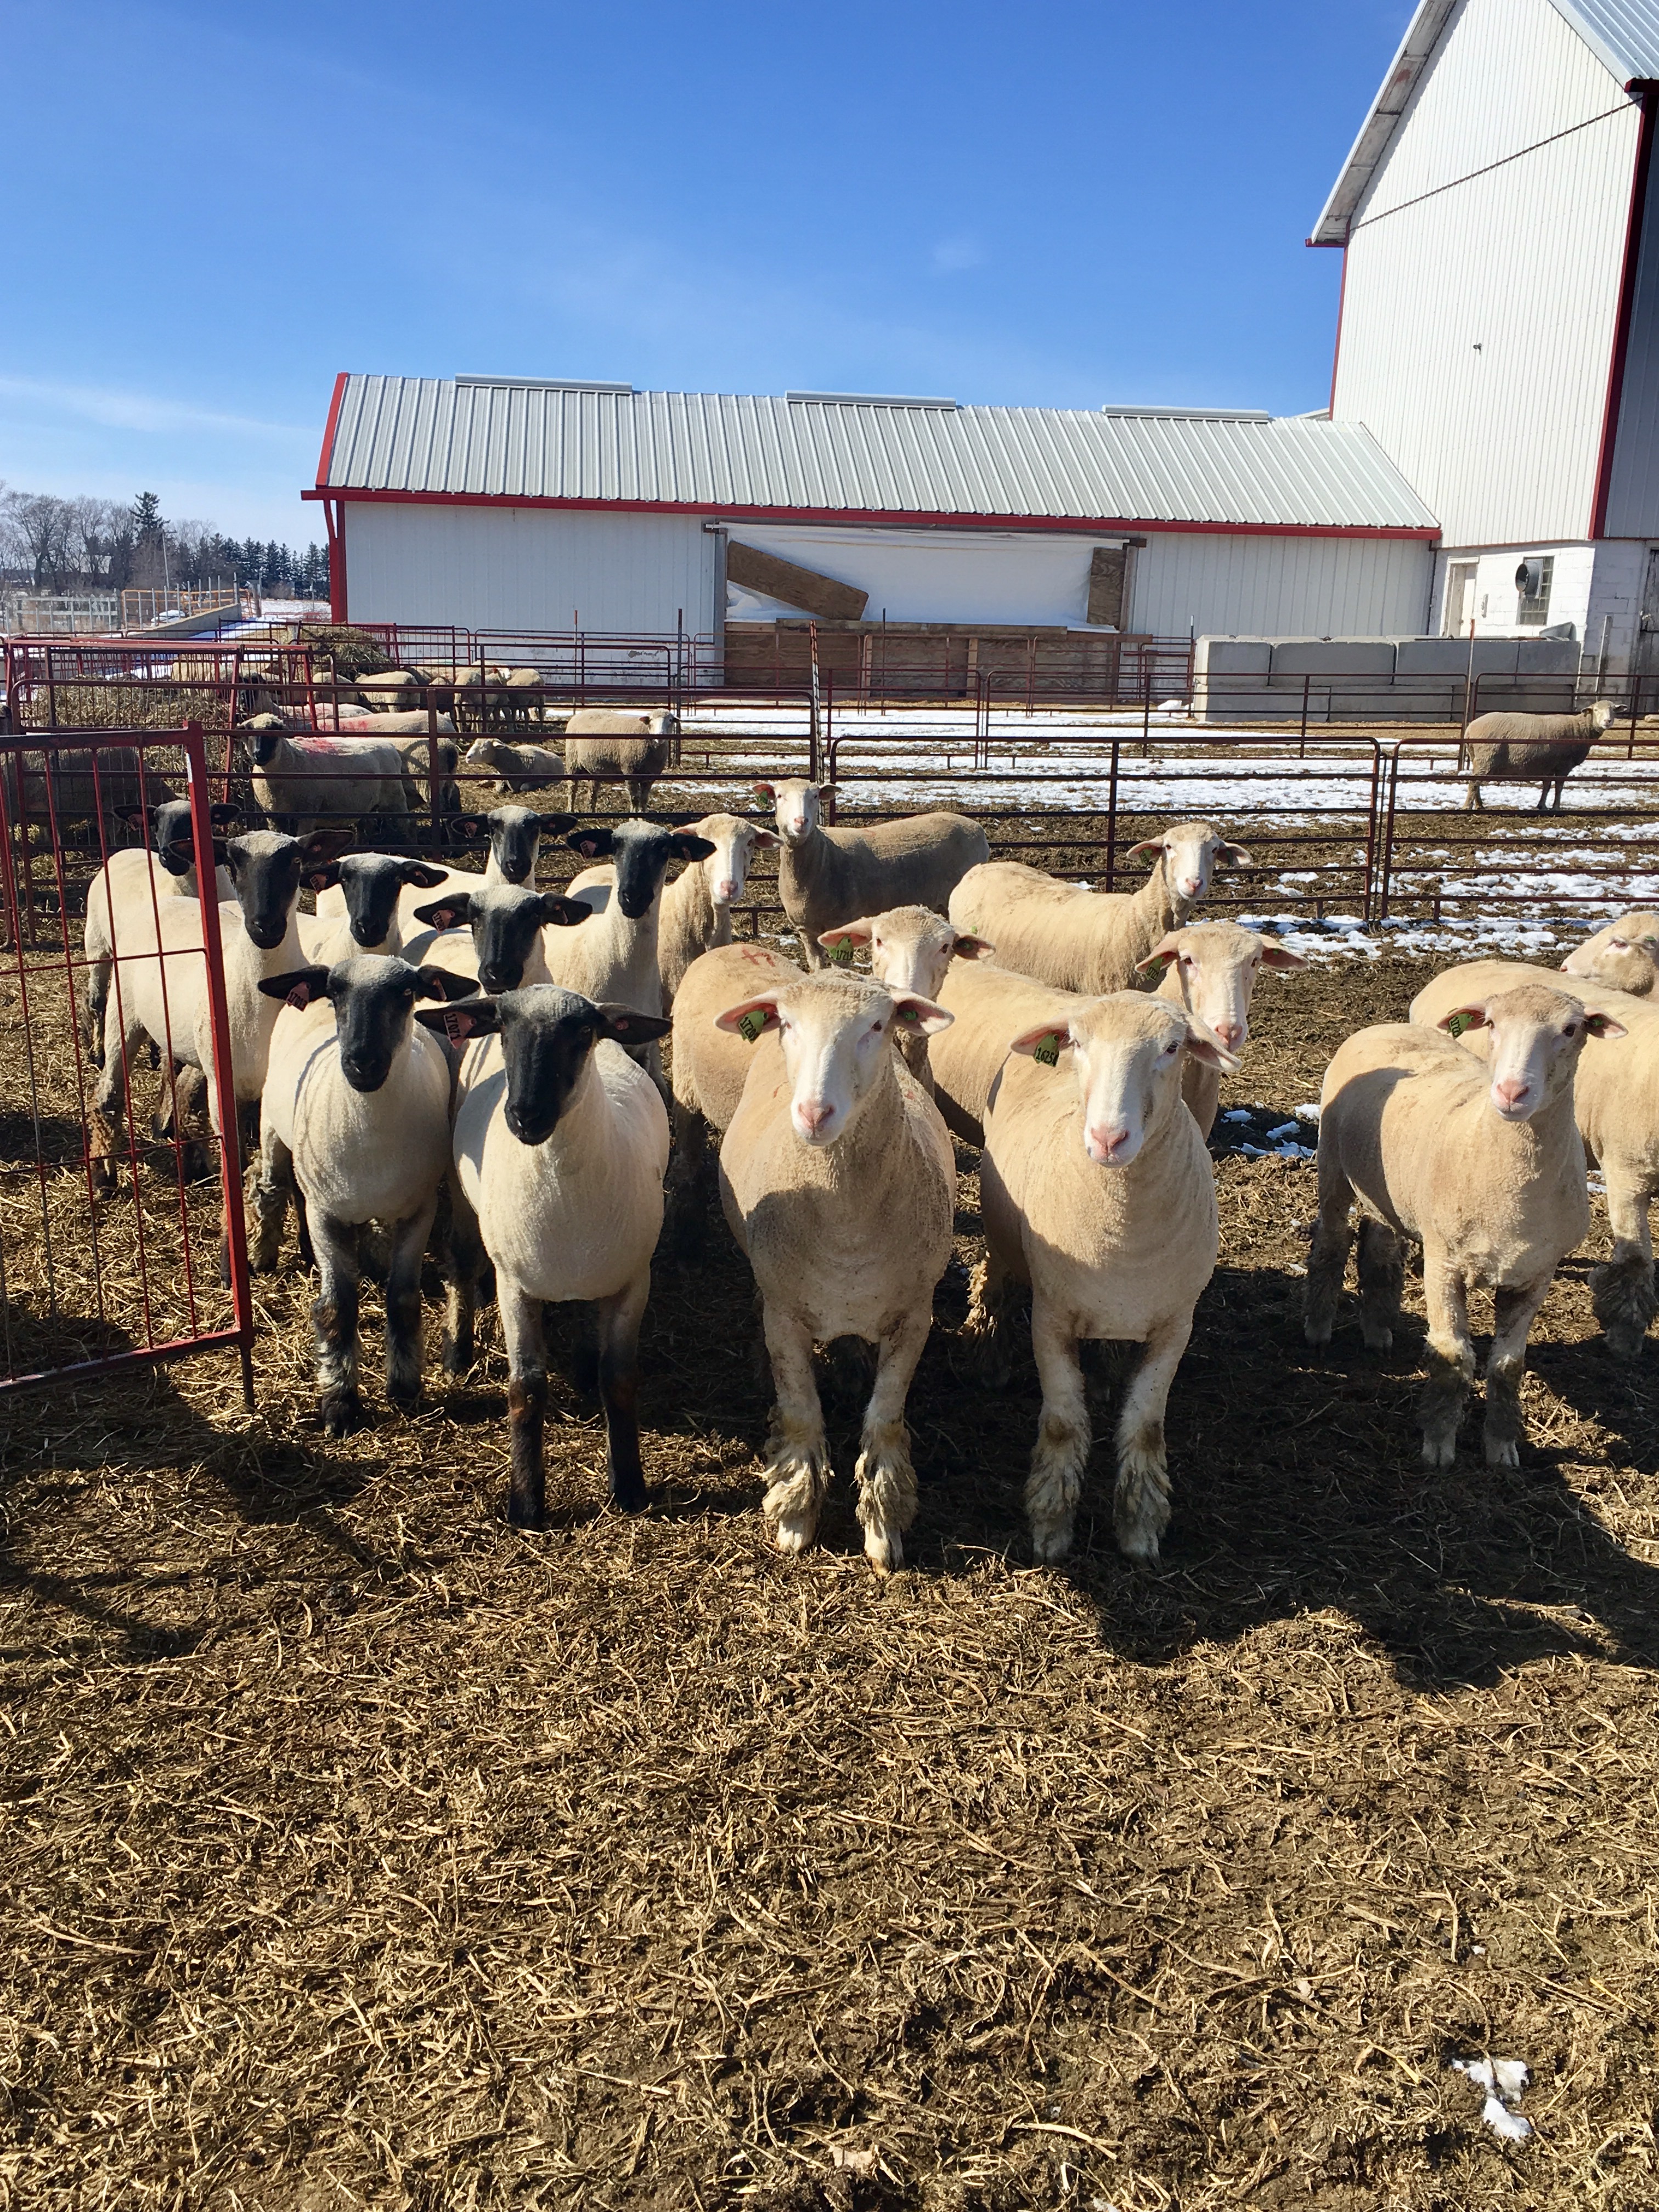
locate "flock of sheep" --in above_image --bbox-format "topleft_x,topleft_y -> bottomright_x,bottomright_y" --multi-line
72,734 -> 1659,1567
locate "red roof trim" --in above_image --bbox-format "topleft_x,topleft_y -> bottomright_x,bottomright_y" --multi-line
314,371 -> 348,490
300,484 -> 1437,542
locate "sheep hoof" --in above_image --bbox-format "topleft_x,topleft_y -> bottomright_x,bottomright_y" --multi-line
1420,1431 -> 1457,1469
1302,1323 -> 1331,1352
320,1389 -> 367,1439
1360,1324 -> 1393,1353
1029,1515 -> 1075,1566
771,1509 -> 819,1555
1483,1436 -> 1520,1470
386,1384 -> 421,1418
863,1525 -> 905,1573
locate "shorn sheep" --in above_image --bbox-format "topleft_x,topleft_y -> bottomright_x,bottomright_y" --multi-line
417,987 -> 673,1527
566,811 -> 781,1006
1306,984 -> 1624,1466
754,779 -> 989,970
1136,921 -> 1306,1138
297,853 -> 450,965
463,737 -> 566,794
405,884 -> 594,995
715,970 -> 956,1570
667,943 -> 804,1216
562,709 -> 679,813
245,723 -> 411,834
1409,956 -> 1659,1358
947,820 -> 1250,996
962,990 -> 1238,1564
814,906 -> 995,1083
1462,699 -> 1616,811
82,799 -> 238,1060
252,956 -> 478,1432
1561,912 -> 1659,996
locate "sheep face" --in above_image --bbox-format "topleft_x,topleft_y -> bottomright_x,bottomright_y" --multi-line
260,956 -> 475,1092
1010,996 -> 1238,1170
212,828 -> 353,951
1136,922 -> 1305,1054
715,972 -> 950,1148
695,814 -> 779,907
309,853 -> 449,949
818,906 -> 995,1000
122,797 -> 238,875
1561,916 -> 1659,996
414,986 -> 669,1146
566,820 -> 716,922
411,884 -> 592,994
754,778 -> 829,847
1436,983 -> 1623,1124
1125,821 -> 1251,907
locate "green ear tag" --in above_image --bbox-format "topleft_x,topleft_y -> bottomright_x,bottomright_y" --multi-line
738,1010 -> 768,1043
827,936 -> 854,966
1447,1012 -> 1476,1039
1033,1032 -> 1060,1066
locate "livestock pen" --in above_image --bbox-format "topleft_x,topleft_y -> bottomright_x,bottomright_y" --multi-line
2,721 -> 1658,2209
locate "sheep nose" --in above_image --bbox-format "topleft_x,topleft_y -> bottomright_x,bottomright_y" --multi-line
1086,1121 -> 1132,1163
1177,875 -> 1203,898
1212,1019 -> 1244,1048
714,878 -> 737,902
1493,1077 -> 1530,1109
795,1100 -> 836,1138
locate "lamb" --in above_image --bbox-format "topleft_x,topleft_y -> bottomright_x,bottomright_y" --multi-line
1410,957 -> 1659,1357
1463,699 -> 1616,811
947,821 -> 1249,996
814,906 -> 996,1082
544,819 -> 714,1020
88,827 -> 354,1190
464,736 -> 566,794
563,708 -> 679,812
1306,984 -> 1624,1466
1561,912 -> 1659,996
251,956 -> 478,1432
244,721 -> 411,834
297,853 -> 450,964
754,779 -> 990,971
715,969 -> 956,1570
667,941 -> 805,1215
1135,921 -> 1306,1137
404,883 -> 593,994
961,991 -> 1238,1563
416,986 -> 673,1526
566,811 -> 781,1006
82,799 -> 238,1059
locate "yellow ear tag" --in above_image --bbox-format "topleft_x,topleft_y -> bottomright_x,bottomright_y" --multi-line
738,1009 -> 768,1043
1447,1012 -> 1476,1039
1032,1032 -> 1061,1066
827,937 -> 854,967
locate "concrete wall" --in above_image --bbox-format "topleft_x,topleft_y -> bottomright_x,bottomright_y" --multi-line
1429,539 -> 1654,673
1194,633 -> 1581,721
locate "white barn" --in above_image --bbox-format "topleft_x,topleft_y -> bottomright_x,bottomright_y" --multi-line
304,375 -> 1437,659
1315,0 -> 1659,671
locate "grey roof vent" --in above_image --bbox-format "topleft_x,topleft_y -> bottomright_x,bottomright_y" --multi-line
786,390 -> 958,410
1101,403 -> 1272,421
455,375 -> 635,393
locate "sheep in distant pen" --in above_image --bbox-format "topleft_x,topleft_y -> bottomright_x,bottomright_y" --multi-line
1462,699 -> 1616,812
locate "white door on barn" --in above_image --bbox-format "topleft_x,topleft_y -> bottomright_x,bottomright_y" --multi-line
1442,561 -> 1477,636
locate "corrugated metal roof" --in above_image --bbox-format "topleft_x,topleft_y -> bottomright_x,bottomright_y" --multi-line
318,376 -> 1438,532
1313,0 -> 1656,246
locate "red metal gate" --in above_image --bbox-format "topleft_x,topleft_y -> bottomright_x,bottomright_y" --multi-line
0,726 -> 254,1400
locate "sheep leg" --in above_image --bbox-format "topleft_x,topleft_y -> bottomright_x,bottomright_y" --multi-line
596,1275 -> 651,1514
1111,1311 -> 1192,1563
500,1282 -> 549,1530
1464,782 -> 1483,812
1025,1293 -> 1090,1565
384,1197 -> 438,1413
853,1308 -> 930,1573
1483,1272 -> 1551,1468
1589,1165 -> 1656,1359
1302,1176 -> 1353,1350
665,1097 -> 710,1256
312,1213 -> 366,1438
1355,1216 -> 1404,1352
248,1127 -> 293,1273
963,1248 -> 1012,1385
437,1171 -> 483,1374
88,1012 -> 140,1194
759,1300 -> 831,1555
86,958 -> 109,1065
628,776 -> 650,814
1419,1251 -> 1475,1468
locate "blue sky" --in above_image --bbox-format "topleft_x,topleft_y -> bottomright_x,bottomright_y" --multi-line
1,0 -> 1414,547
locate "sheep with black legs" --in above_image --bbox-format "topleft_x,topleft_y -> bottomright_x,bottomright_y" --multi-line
297,853 -> 450,964
251,957 -> 479,1433
82,798 -> 238,1061
568,811 -> 781,1007
418,987 -> 673,1527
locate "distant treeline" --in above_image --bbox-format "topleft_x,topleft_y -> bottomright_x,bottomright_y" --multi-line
0,487 -> 329,599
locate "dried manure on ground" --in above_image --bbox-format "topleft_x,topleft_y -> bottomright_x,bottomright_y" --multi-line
4,924 -> 1659,2207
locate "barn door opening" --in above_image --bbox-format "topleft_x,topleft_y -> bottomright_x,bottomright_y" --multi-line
1638,546 -> 1659,674
1442,560 -> 1477,636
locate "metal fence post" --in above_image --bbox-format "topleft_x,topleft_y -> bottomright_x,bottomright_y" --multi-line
1104,736 -> 1121,892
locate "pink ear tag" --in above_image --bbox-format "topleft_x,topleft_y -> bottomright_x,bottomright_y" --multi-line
1032,1032 -> 1060,1066
738,1009 -> 768,1043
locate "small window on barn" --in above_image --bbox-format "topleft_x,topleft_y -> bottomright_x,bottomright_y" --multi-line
1516,556 -> 1554,627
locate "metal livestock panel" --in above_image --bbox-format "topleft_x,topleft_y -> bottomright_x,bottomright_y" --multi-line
343,503 -> 719,637
1127,532 -> 1434,642
1335,94 -> 1640,546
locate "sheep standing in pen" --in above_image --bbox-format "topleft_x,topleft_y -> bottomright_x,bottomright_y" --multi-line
1462,699 -> 1616,811
814,907 -> 996,1085
404,884 -> 594,994
754,778 -> 989,970
1561,912 -> 1659,995
416,987 -> 673,1527
82,799 -> 238,1060
947,820 -> 1249,996
296,853 -> 450,964
244,721 -> 411,834
464,737 -> 567,794
251,956 -> 479,1432
566,811 -> 781,1006
1135,921 -> 1306,1137
563,709 -> 679,813
715,970 -> 956,1570
1307,984 -> 1624,1466
1410,957 -> 1659,1357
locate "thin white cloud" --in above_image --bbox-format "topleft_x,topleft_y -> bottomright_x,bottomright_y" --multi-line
932,237 -> 985,273
0,375 -> 310,442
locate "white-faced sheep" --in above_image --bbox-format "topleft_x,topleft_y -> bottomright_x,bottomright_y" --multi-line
814,906 -> 996,1084
716,969 -> 956,1570
947,821 -> 1249,996
1308,984 -> 1624,1464
463,737 -> 566,794
1463,699 -> 1616,811
667,942 -> 805,1218
563,709 -> 679,813
1135,921 -> 1306,1137
1561,912 -> 1659,996
419,986 -> 673,1526
962,990 -> 1238,1564
755,779 -> 989,971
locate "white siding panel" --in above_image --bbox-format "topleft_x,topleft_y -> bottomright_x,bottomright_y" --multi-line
1359,0 -> 1624,222
343,505 -> 718,634
1128,534 -> 1434,639
1335,96 -> 1639,544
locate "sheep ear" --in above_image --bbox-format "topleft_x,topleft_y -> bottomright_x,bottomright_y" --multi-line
399,861 -> 450,889
817,920 -> 873,949
535,812 -> 575,832
1010,1023 -> 1070,1064
449,814 -> 488,840
751,827 -> 783,848
1261,944 -> 1306,969
1438,1005 -> 1488,1037
413,894 -> 473,930
301,828 -> 356,862
595,1002 -> 672,1046
752,782 -> 776,803
1218,840 -> 1253,866
258,966 -> 331,1009
669,833 -> 718,862
715,995 -> 781,1041
951,932 -> 995,961
891,994 -> 952,1036
1135,933 -> 1183,974
1181,1016 -> 1242,1074
208,803 -> 242,828
113,804 -> 149,829
567,828 -> 614,860
414,997 -> 501,1041
540,895 -> 593,929
1125,837 -> 1164,860
415,967 -> 479,1003
304,861 -> 343,893
1584,1011 -> 1628,1040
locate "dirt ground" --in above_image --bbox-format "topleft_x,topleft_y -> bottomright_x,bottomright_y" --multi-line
3,864 -> 1659,2208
